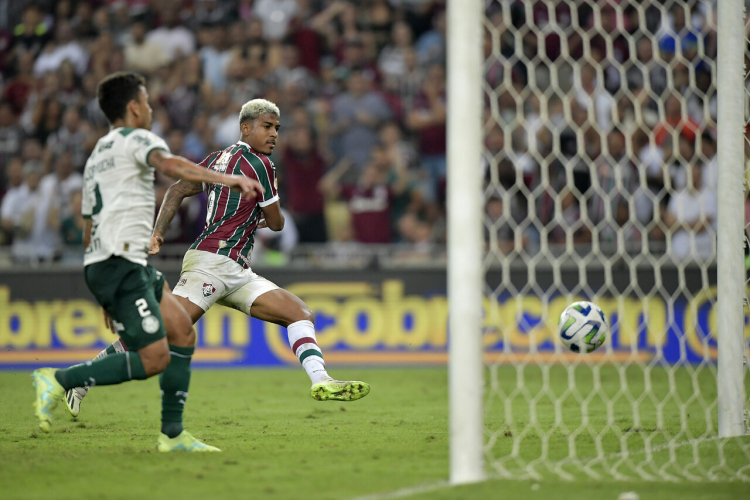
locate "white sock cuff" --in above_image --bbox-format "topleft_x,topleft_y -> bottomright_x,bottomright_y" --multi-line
288,319 -> 315,331
287,320 -> 316,347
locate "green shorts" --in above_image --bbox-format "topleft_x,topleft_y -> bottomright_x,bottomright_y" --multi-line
84,256 -> 167,351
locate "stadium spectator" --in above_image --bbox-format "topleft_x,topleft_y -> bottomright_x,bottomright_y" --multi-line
549,189 -> 591,245
0,101 -> 24,179
663,162 -> 717,261
589,132 -> 636,244
253,0 -> 299,41
33,20 -> 89,76
197,23 -> 232,92
281,126 -> 328,243
11,4 -> 50,57
574,63 -> 615,133
653,94 -> 700,147
406,63 -> 445,202
320,144 -> 409,245
700,132 -> 718,192
40,151 -> 83,220
330,68 -> 392,172
397,211 -> 434,249
145,8 -> 196,62
182,111 -> 210,163
26,78 -> 63,143
124,20 -> 169,75
44,107 -> 92,170
0,159 -> 24,242
2,50 -> 35,115
414,9 -> 445,65
2,160 -> 59,262
485,196 -> 516,255
378,21 -> 414,86
626,36 -> 668,99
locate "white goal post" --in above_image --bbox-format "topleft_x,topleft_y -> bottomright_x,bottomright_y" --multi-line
716,0 -> 746,439
447,0 -> 485,486
448,0 -> 750,484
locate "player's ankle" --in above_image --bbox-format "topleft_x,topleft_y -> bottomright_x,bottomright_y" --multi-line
310,370 -> 332,385
161,421 -> 184,439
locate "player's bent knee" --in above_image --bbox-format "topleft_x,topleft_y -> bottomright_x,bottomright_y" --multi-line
286,305 -> 314,327
302,307 -> 315,324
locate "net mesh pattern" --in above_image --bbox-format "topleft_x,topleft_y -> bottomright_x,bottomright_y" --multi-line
481,0 -> 750,481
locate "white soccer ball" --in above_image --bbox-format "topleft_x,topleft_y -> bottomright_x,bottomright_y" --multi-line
558,301 -> 608,353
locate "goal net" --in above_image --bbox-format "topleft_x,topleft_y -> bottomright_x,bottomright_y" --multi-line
479,0 -> 750,481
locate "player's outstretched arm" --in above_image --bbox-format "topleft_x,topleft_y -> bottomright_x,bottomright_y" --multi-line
150,179 -> 204,255
148,150 -> 263,200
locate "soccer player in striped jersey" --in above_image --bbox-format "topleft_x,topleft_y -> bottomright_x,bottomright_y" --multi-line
32,72 -> 263,451
65,99 -> 369,415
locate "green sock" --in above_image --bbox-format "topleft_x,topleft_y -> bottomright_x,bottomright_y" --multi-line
160,345 -> 194,438
54,352 -> 148,390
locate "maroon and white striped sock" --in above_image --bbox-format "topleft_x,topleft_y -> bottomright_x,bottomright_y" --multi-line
287,320 -> 331,384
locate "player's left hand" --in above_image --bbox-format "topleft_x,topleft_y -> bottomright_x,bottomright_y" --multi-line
257,219 -> 268,229
149,234 -> 164,255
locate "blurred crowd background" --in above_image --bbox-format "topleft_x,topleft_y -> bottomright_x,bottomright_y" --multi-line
0,0 -> 723,266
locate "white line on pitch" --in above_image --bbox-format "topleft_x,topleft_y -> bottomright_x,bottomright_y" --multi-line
347,480 -> 449,500
346,435 -> 742,500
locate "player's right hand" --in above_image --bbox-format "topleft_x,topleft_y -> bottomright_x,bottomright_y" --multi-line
227,175 -> 264,200
149,234 -> 164,255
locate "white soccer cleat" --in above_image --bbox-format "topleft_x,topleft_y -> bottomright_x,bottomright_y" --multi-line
63,387 -> 87,418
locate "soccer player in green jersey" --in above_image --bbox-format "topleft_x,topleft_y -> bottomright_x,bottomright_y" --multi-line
31,72 -> 263,452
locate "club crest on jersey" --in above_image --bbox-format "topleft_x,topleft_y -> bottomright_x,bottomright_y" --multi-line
176,278 -> 187,287
202,282 -> 217,297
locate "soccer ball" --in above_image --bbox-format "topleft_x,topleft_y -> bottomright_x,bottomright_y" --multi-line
558,301 -> 608,353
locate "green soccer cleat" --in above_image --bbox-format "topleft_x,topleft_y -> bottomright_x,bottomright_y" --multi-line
31,368 -> 65,433
157,431 -> 221,452
311,379 -> 370,402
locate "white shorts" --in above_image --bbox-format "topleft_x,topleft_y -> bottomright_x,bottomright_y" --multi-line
172,250 -> 279,314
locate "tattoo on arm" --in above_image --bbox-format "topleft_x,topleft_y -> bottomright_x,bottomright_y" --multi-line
153,180 -> 203,236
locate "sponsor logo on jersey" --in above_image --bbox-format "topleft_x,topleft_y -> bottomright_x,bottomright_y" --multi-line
213,151 -> 231,174
202,282 -> 217,297
219,240 -> 227,249
176,278 -> 187,287
239,254 -> 251,268
141,315 -> 160,334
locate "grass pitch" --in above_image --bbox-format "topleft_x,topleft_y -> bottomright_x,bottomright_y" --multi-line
1,367 -> 748,500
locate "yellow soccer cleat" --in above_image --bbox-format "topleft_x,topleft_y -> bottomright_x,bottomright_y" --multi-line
311,380 -> 370,402
31,368 -> 65,433
157,431 -> 221,452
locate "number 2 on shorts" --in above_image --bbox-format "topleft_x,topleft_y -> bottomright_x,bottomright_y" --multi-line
135,298 -> 151,317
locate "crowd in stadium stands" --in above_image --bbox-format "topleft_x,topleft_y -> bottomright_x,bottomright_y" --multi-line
0,0 -> 721,264
483,0 -> 719,262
